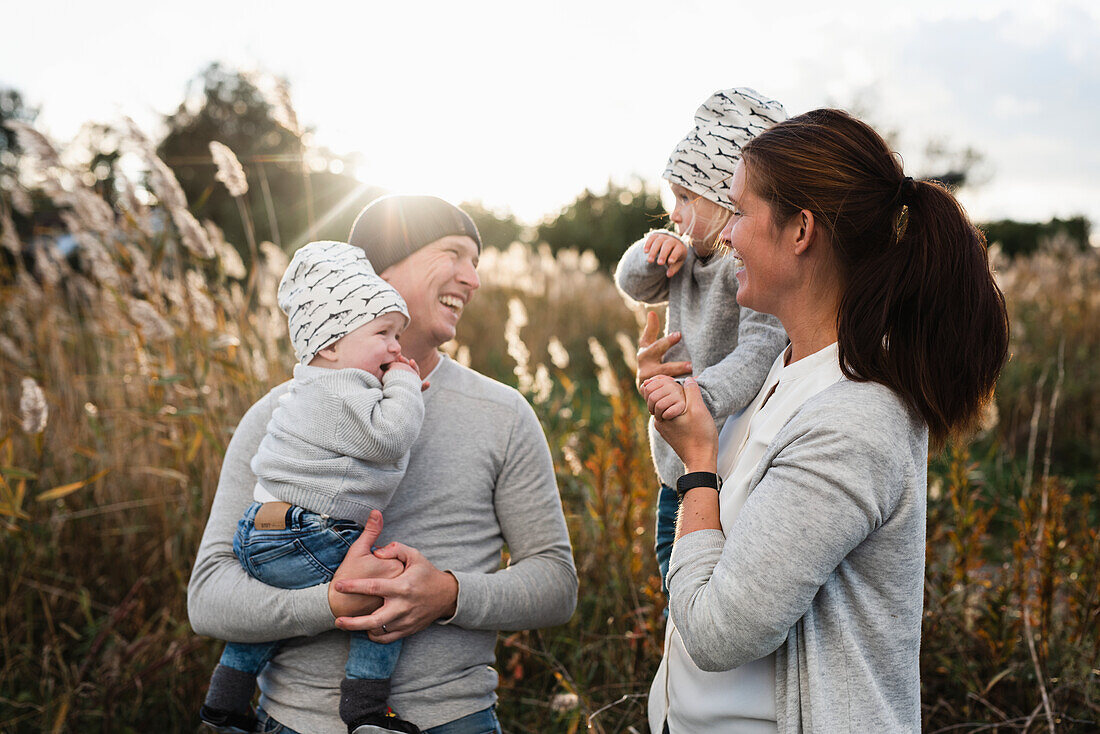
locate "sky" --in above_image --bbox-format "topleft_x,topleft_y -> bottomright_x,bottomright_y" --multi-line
2,0 -> 1098,234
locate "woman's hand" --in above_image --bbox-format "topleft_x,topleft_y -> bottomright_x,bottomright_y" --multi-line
329,511 -> 459,643
643,376 -> 719,471
635,311 -> 692,391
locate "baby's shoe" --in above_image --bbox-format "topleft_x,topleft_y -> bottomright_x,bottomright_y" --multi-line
350,708 -> 422,734
199,704 -> 258,734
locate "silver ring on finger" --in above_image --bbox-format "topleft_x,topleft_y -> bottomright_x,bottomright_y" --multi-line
381,623 -> 388,634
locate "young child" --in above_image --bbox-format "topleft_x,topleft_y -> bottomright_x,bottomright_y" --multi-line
200,240 -> 425,734
613,88 -> 790,591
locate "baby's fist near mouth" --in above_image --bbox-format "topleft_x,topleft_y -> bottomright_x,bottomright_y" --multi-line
384,359 -> 417,375
386,354 -> 430,391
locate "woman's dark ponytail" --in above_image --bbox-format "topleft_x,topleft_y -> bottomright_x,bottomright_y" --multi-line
742,109 -> 1009,449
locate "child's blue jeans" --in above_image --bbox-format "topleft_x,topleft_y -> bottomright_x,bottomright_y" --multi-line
217,501 -> 401,681
655,482 -> 677,595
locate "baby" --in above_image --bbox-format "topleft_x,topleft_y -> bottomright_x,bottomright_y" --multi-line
614,89 -> 789,592
200,240 -> 425,734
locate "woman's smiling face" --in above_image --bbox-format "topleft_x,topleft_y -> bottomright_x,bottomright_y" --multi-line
720,161 -> 793,316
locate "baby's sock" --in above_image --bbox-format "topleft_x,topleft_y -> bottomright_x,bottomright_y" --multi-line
204,664 -> 256,714
340,677 -> 390,724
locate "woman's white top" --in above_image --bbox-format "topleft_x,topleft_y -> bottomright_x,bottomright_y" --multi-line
649,342 -> 844,733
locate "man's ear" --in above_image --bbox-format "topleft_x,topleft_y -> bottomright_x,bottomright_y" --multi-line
792,209 -> 817,256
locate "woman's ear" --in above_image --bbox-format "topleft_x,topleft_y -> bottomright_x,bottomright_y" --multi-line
792,209 -> 817,256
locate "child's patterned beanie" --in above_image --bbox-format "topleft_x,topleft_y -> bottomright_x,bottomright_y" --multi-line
278,240 -> 409,365
663,88 -> 788,210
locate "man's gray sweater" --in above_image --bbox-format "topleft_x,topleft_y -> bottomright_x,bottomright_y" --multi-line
251,364 -> 423,525
668,379 -> 928,732
614,233 -> 788,485
188,355 -> 578,732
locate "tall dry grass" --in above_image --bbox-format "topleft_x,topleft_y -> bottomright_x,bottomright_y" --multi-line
0,118 -> 1097,732
1,121 -> 294,730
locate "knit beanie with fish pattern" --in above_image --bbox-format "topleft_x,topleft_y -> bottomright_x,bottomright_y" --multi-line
663,88 -> 788,210
278,240 -> 409,365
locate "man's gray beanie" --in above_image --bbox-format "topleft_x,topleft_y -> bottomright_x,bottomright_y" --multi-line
348,194 -> 482,273
663,88 -> 788,210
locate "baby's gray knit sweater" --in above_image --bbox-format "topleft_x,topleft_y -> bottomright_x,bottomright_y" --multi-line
251,363 -> 423,526
668,379 -> 928,732
615,232 -> 788,485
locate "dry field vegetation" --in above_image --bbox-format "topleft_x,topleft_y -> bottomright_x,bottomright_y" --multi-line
0,120 -> 1098,733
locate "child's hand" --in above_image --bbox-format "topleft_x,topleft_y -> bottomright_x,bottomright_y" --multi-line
646,376 -> 719,469
641,374 -> 688,421
386,355 -> 430,391
644,231 -> 688,278
386,354 -> 419,375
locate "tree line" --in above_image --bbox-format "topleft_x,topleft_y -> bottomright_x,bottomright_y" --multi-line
1,64 -> 1091,274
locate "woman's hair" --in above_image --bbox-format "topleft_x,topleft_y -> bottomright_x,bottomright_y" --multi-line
741,108 -> 1009,448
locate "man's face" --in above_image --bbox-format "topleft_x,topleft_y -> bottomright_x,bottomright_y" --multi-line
381,235 -> 480,352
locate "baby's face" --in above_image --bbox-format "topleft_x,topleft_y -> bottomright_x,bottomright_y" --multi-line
668,183 -> 731,256
319,312 -> 406,378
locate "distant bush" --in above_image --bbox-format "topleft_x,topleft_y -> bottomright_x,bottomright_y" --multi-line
535,179 -> 668,272
982,216 -> 1091,258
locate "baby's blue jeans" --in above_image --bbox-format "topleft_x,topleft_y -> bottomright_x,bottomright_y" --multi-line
217,502 -> 401,680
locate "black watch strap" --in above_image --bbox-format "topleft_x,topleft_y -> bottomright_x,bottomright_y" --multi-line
676,471 -> 722,500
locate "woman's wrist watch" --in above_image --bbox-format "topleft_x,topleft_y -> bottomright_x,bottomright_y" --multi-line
676,471 -> 722,500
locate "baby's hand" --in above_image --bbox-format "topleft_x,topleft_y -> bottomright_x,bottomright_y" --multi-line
386,354 -> 429,391
643,231 -> 688,278
641,374 -> 688,421
386,354 -> 419,376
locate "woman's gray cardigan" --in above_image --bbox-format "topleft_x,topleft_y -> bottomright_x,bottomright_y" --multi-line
668,379 -> 928,732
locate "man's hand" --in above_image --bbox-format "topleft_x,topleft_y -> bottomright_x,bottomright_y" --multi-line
643,231 -> 688,278
635,311 -> 692,392
331,535 -> 459,643
328,510 -> 405,619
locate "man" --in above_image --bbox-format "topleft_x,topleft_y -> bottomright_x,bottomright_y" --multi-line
188,195 -> 578,734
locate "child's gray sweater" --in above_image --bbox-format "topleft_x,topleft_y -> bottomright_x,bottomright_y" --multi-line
614,232 -> 788,485
251,363 -> 424,526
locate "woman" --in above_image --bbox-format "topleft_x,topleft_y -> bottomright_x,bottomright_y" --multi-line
640,109 -> 1009,732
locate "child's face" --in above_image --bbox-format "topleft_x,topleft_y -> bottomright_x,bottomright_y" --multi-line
668,183 -> 731,256
314,312 -> 406,378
